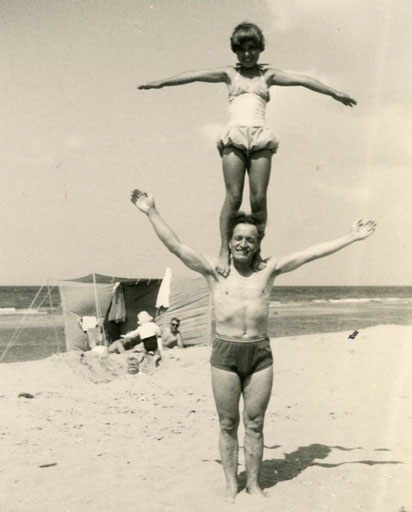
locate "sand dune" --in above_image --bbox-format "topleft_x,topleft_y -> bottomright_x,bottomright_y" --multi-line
0,324 -> 411,512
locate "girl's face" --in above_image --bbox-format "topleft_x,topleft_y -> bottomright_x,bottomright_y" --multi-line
236,41 -> 261,68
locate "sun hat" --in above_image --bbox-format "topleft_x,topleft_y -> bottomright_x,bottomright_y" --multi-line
137,311 -> 153,325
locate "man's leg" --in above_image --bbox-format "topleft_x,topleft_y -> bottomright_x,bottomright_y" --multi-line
242,365 -> 273,496
211,366 -> 242,501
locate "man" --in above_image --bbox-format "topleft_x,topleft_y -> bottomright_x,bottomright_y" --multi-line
160,317 -> 184,349
130,189 -> 376,502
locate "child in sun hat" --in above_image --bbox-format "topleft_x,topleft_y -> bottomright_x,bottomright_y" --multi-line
122,310 -> 162,363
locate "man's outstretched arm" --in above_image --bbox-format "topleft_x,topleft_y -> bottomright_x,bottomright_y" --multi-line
274,219 -> 377,276
131,189 -> 215,277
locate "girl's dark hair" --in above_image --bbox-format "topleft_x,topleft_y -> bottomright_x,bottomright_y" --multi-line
227,211 -> 264,241
230,22 -> 265,53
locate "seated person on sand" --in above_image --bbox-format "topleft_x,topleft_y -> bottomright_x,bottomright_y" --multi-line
108,337 -> 138,354
131,188 -> 376,502
160,317 -> 184,349
108,327 -> 141,354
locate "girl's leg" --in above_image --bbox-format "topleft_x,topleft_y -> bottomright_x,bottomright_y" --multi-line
217,147 -> 247,277
248,150 -> 272,271
248,149 -> 272,230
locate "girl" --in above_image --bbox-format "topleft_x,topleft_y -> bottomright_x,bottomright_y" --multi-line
138,22 -> 356,277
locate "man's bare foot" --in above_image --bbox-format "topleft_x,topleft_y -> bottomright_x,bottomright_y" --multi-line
246,484 -> 267,498
223,483 -> 238,503
216,250 -> 230,277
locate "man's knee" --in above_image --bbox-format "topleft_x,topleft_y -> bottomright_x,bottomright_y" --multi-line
219,415 -> 240,435
226,192 -> 242,210
243,414 -> 265,436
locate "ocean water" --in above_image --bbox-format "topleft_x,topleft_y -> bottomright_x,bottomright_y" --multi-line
268,285 -> 412,337
0,285 -> 411,363
0,285 -> 61,315
270,285 -> 412,304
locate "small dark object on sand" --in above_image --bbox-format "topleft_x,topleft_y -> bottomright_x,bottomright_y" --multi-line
18,393 -> 35,399
39,463 -> 58,468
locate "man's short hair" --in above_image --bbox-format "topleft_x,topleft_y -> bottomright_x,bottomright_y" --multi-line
170,317 -> 180,325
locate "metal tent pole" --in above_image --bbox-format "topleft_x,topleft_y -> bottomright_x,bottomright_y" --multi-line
92,273 -> 107,347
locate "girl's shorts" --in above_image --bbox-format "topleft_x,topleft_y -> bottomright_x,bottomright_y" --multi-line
217,125 -> 279,159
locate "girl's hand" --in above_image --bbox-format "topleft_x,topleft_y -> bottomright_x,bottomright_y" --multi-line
137,82 -> 163,90
131,189 -> 156,214
333,91 -> 357,107
351,219 -> 377,240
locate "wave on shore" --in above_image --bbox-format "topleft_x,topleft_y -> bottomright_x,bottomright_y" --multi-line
270,297 -> 412,306
0,307 -> 50,315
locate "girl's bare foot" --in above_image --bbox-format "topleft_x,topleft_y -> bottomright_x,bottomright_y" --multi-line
216,249 -> 230,277
252,252 -> 267,272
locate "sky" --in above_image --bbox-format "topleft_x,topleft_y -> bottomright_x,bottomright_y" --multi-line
1,0 -> 411,285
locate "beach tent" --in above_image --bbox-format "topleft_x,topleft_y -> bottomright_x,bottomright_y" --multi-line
58,274 -> 162,351
58,272 -> 214,351
157,275 -> 214,346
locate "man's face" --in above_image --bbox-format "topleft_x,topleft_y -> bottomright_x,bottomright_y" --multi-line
229,223 -> 260,264
170,320 -> 179,333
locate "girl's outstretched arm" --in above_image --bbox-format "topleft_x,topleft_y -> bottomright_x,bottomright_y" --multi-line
138,67 -> 229,90
267,69 -> 356,107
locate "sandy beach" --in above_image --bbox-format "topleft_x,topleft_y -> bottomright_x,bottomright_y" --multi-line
0,324 -> 411,512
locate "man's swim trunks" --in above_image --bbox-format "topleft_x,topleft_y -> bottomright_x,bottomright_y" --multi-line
210,334 -> 273,379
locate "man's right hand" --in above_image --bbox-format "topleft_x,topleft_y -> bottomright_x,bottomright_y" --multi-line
131,189 -> 155,214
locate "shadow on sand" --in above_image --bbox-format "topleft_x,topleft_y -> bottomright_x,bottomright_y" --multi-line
234,443 -> 402,491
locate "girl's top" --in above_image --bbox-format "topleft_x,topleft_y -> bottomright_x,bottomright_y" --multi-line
227,67 -> 270,127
